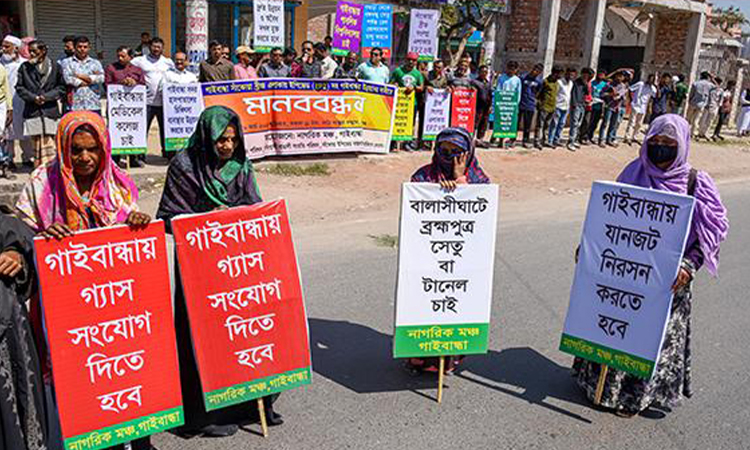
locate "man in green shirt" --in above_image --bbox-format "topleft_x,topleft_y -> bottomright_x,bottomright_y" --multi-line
390,52 -> 425,150
670,74 -> 688,115
534,66 -> 561,149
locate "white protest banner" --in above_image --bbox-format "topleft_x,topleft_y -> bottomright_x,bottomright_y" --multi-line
254,0 -> 285,52
107,85 -> 148,155
408,9 -> 440,62
394,183 -> 499,358
560,181 -> 695,378
423,89 -> 451,141
163,83 -> 204,152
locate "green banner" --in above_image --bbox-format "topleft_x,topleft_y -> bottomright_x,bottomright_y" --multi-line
492,90 -> 520,139
559,334 -> 654,379
204,367 -> 311,411
111,147 -> 147,156
64,407 -> 183,450
165,138 -> 189,153
393,323 -> 489,358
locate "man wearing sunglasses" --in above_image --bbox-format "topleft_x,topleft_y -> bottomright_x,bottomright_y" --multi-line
356,47 -> 390,84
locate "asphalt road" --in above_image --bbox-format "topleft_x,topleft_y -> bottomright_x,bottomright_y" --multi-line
150,180 -> 750,450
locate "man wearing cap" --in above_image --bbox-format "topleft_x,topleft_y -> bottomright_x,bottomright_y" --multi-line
390,52 -> 425,150
2,34 -> 32,168
233,46 -> 259,80
132,36 -> 175,162
200,40 -> 234,83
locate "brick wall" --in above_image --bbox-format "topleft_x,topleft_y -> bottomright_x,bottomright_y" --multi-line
307,14 -> 330,43
554,1 -> 587,68
648,13 -> 691,73
505,0 -> 540,54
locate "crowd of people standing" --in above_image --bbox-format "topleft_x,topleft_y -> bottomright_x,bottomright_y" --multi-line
0,31 -> 742,178
0,27 -> 735,450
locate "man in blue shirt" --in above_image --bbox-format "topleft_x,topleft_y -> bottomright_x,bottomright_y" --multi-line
518,63 -> 543,148
586,70 -> 607,143
494,60 -> 521,148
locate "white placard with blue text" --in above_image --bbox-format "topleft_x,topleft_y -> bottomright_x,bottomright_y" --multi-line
561,181 -> 695,378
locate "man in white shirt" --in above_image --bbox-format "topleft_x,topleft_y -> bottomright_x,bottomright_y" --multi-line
624,73 -> 656,145
548,67 -> 575,147
132,36 -> 175,159
163,51 -> 198,85
315,43 -> 338,80
2,35 -> 32,167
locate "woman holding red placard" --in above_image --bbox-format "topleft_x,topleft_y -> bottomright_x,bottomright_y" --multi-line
15,111 -> 152,450
157,106 -> 281,438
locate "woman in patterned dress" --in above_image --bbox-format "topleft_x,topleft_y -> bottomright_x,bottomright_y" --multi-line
572,114 -> 729,417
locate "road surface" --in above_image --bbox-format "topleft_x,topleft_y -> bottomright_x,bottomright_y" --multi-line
150,179 -> 750,450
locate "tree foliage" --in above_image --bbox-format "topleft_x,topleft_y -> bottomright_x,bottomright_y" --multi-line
393,0 -> 497,66
440,1 -> 496,66
710,6 -> 749,33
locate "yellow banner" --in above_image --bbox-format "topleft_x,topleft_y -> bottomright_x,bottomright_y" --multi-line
392,88 -> 415,141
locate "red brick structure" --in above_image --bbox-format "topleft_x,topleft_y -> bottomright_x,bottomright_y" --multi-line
505,0 -> 542,54
554,2 -> 587,68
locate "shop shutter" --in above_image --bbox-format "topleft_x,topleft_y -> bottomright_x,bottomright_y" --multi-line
35,0 -> 97,62
99,0 -> 156,63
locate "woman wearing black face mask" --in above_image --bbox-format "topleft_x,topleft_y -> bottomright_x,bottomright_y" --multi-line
408,127 -> 489,375
572,114 -> 729,417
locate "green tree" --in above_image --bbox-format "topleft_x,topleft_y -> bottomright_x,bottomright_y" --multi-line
394,0 -> 498,66
711,6 -> 749,33
439,1 -> 497,66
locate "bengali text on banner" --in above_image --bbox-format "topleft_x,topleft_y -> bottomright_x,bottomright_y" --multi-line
171,201 -> 312,411
394,183 -> 500,358
560,182 -> 695,378
34,222 -> 183,450
201,78 -> 397,159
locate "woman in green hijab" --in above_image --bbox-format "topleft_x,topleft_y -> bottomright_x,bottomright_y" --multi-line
158,105 -> 261,220
158,106 -> 280,438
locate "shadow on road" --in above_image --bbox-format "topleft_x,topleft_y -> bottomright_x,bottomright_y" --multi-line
458,347 -> 592,424
309,319 -> 593,423
309,318 -> 437,393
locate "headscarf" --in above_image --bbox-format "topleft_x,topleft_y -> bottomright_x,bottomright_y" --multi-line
2,35 -> 21,48
617,114 -> 729,276
18,36 -> 33,59
411,127 -> 490,184
157,106 -> 261,223
16,111 -> 139,232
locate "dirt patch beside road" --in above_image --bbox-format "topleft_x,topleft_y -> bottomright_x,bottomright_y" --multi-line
255,138 -> 750,228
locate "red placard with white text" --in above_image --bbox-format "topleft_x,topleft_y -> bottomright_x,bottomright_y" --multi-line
451,87 -> 477,133
171,200 -> 311,411
34,222 -> 183,450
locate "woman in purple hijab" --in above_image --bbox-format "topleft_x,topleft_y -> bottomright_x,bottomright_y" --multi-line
573,114 -> 729,417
